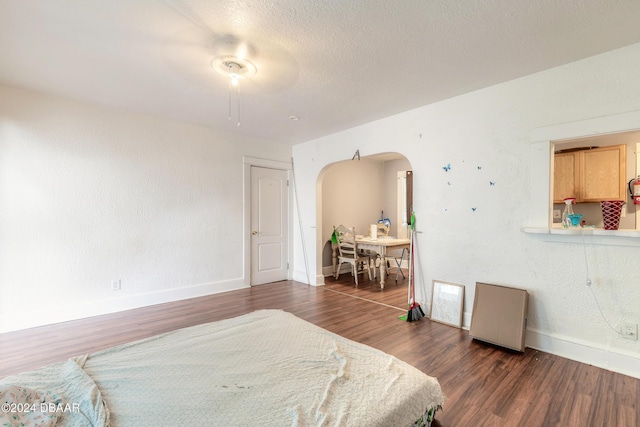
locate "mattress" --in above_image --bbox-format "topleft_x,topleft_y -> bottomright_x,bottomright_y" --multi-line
1,309 -> 445,426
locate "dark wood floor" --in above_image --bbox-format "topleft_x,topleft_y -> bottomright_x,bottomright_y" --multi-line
1,272 -> 638,427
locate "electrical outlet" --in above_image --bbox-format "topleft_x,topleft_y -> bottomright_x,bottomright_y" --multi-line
622,322 -> 638,340
111,279 -> 121,291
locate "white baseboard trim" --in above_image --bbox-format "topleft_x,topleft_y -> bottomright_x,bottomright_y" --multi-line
321,264 -> 377,278
0,278 -> 247,333
446,317 -> 639,379
321,265 -> 344,278
322,265 -> 332,277
292,269 -> 325,286
462,312 -> 472,330
526,328 -> 640,379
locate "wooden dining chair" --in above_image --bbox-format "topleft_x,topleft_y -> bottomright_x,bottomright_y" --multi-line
391,247 -> 408,282
376,223 -> 390,237
334,225 -> 372,286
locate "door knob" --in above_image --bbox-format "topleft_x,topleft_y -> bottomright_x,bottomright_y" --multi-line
252,231 -> 258,235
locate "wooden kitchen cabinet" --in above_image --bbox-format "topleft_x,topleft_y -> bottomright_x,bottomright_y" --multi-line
580,145 -> 626,202
553,144 -> 626,203
553,152 -> 579,202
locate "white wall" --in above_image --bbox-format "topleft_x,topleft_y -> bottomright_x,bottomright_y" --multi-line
0,85 -> 290,332
293,43 -> 640,378
321,158 -> 384,242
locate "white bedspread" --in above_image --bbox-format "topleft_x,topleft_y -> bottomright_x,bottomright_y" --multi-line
2,310 -> 445,426
0,359 -> 109,426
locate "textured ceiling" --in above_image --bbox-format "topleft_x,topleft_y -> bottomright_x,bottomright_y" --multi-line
2,0 -> 640,145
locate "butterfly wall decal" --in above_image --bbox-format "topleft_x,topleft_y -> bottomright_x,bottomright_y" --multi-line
442,163 -> 451,172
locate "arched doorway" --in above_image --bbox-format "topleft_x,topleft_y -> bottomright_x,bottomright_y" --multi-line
317,152 -> 412,308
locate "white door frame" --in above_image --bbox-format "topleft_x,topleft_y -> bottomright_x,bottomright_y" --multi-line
243,156 -> 293,286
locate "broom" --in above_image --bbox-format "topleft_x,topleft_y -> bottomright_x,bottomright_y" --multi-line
406,213 -> 424,322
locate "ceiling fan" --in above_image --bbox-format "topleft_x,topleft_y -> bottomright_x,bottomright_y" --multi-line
160,1 -> 300,106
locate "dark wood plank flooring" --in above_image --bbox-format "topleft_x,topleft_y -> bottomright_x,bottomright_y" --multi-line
1,272 -> 638,426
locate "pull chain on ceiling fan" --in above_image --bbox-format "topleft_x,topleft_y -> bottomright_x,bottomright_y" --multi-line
226,61 -> 241,126
211,53 -> 256,127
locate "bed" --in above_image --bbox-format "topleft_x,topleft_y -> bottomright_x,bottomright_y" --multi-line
1,309 -> 446,426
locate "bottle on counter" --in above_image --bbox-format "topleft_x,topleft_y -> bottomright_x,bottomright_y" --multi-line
562,198 -> 576,229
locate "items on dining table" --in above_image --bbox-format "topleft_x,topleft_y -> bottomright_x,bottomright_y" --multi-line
378,210 -> 391,227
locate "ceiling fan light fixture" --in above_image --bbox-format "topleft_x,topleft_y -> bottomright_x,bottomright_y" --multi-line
211,55 -> 257,128
227,63 -> 240,87
211,55 -> 257,80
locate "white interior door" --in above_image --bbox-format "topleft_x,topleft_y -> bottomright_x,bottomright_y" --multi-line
250,166 -> 289,285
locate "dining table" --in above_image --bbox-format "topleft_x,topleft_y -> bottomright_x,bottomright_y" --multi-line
332,235 -> 411,289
